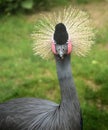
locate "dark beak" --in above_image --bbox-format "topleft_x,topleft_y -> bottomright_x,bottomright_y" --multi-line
58,50 -> 64,59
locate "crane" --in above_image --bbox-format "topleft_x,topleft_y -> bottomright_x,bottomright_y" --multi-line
0,7 -> 94,130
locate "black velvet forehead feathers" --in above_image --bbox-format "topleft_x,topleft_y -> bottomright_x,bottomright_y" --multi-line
54,23 -> 68,45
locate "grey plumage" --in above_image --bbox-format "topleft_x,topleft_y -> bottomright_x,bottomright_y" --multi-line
0,23 -> 83,130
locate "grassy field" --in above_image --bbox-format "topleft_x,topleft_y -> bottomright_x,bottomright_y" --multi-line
0,2 -> 108,130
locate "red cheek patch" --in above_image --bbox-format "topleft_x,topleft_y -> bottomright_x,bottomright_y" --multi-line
51,40 -> 72,55
51,42 -> 57,54
67,40 -> 72,54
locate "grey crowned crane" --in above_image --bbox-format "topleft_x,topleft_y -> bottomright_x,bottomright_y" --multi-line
0,7 -> 94,130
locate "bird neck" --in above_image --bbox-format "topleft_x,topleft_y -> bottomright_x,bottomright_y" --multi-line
55,55 -> 79,107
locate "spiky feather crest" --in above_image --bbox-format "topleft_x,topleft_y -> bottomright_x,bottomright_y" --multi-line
32,7 -> 95,59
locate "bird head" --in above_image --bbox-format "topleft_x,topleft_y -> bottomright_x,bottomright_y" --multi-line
51,23 -> 72,59
32,7 -> 95,59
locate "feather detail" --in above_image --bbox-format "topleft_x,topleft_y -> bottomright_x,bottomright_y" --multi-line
32,6 -> 95,59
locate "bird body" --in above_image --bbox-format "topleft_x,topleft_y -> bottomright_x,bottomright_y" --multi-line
0,98 -> 58,130
0,7 -> 94,130
0,54 -> 82,130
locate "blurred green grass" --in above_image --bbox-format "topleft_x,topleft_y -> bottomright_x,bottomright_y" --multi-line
0,3 -> 108,130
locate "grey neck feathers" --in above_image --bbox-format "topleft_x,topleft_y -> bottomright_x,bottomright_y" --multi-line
55,55 -> 79,107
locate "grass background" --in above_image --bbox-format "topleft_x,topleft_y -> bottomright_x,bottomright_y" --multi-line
0,1 -> 108,130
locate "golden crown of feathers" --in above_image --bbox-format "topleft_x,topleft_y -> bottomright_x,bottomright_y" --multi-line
32,6 -> 95,59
